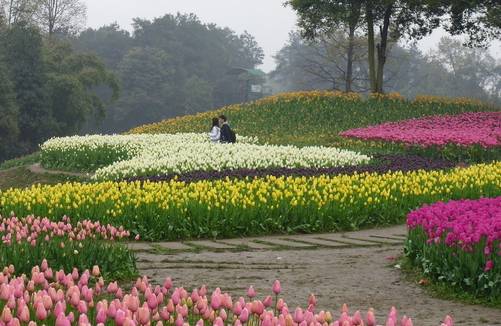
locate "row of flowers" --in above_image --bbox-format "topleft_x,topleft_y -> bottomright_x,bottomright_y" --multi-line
125,154 -> 456,183
40,133 -> 371,181
340,112 -> 501,148
406,197 -> 501,299
0,261 -> 455,326
40,133 -> 258,172
127,91 -> 495,151
0,215 -> 137,279
1,162 -> 499,241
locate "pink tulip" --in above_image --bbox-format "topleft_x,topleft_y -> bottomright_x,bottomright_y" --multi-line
247,286 -> 256,298
367,309 -> 376,326
147,292 -> 158,310
137,305 -> 151,325
294,307 -> 304,323
18,305 -> 30,323
115,309 -> 126,326
1,306 -> 13,323
239,308 -> 249,323
35,305 -> 47,320
96,308 -> 107,324
263,295 -> 273,308
55,314 -> 71,326
273,280 -> 281,295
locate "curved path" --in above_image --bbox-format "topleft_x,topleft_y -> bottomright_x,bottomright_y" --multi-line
27,163 -> 92,178
129,226 -> 500,326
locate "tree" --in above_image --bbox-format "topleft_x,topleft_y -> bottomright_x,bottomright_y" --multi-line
271,31 -> 367,92
34,0 -> 86,36
288,0 -> 363,92
44,41 -> 119,135
430,37 -> 501,100
287,1 -> 441,93
73,13 -> 265,133
0,0 -> 38,26
3,22 -> 53,148
0,57 -> 19,161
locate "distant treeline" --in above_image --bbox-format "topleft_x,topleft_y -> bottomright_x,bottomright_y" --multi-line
72,14 -> 265,133
270,31 -> 501,104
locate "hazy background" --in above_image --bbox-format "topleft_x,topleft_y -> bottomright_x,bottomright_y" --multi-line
83,0 -> 500,72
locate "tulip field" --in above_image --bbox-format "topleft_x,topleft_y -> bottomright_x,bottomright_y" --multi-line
1,162 -> 500,240
40,133 -> 369,180
0,90 -> 500,323
0,260 -> 457,326
0,215 -> 137,280
406,197 -> 501,300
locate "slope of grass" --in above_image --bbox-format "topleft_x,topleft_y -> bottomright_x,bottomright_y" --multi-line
0,167 -> 83,190
129,91 -> 499,148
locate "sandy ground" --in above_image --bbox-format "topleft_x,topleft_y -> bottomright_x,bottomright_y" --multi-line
136,245 -> 501,326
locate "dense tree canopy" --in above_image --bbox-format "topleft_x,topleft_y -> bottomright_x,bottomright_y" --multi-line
73,14 -> 265,133
0,20 -> 118,161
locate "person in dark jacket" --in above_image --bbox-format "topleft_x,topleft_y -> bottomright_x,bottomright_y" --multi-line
218,115 -> 236,143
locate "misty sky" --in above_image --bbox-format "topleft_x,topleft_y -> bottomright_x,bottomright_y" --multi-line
83,0 -> 500,72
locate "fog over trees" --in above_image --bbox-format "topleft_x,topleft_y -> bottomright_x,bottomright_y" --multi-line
0,0 -> 499,162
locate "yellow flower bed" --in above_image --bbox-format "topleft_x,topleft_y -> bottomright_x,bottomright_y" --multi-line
1,162 -> 499,241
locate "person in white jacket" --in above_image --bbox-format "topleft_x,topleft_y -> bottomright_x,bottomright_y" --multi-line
209,117 -> 221,143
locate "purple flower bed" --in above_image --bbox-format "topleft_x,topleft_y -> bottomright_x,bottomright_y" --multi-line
340,112 -> 501,148
124,154 -> 456,183
406,197 -> 501,299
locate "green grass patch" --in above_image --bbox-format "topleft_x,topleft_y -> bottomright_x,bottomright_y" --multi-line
399,256 -> 501,309
0,167 -> 84,190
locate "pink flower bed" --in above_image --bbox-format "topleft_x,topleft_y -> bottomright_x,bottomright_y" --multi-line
0,216 -> 132,245
340,112 -> 501,148
0,261 -> 455,326
407,197 -> 501,255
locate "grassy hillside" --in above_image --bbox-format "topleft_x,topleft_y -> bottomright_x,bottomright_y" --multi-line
129,91 -> 498,147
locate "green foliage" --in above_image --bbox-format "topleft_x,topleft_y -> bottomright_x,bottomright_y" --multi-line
3,22 -> 53,149
0,152 -> 40,170
0,58 -> 20,162
0,166 -> 83,190
73,13 -> 265,133
44,41 -> 119,134
0,22 -> 119,163
0,238 -> 137,280
405,227 -> 501,302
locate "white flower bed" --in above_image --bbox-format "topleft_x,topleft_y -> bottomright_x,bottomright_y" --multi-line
40,133 -> 371,180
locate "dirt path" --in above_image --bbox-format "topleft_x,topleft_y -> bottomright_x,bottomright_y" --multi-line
27,163 -> 92,178
130,226 -> 501,326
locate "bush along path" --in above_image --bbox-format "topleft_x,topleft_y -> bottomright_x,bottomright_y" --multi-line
127,225 -> 501,326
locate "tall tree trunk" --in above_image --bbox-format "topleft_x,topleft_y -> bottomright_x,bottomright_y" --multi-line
376,5 -> 392,93
365,3 -> 376,93
346,25 -> 354,92
345,2 -> 361,92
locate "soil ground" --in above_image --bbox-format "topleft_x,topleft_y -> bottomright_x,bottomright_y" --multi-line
130,226 -> 501,326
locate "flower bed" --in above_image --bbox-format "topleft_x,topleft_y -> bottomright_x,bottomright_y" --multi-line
125,154 -> 456,184
128,91 -> 496,149
0,261 -> 455,326
406,197 -> 501,299
0,215 -> 137,279
340,112 -> 501,148
1,162 -> 499,241
40,133 -> 370,180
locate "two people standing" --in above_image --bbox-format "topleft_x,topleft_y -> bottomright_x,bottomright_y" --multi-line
210,115 -> 236,143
